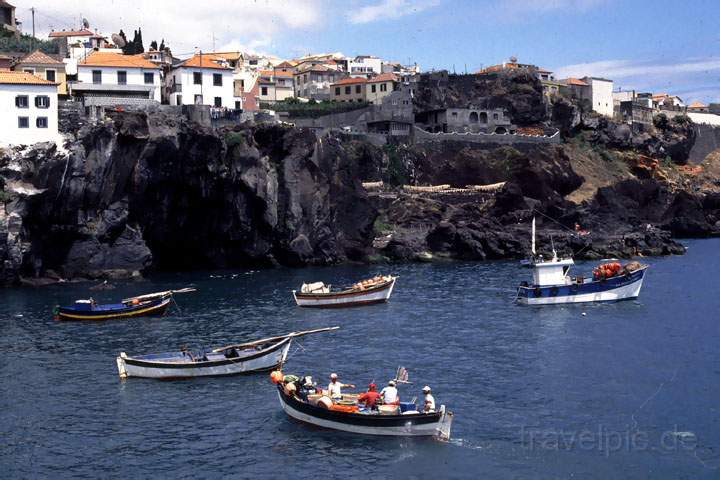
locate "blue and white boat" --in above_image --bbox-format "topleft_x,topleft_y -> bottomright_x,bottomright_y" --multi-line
516,218 -> 648,305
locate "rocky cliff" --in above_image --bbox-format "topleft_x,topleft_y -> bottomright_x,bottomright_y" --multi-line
0,109 -> 376,285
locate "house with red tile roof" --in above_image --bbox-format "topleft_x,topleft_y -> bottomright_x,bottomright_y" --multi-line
0,70 -> 59,146
71,51 -> 162,107
331,73 -> 398,104
293,64 -> 346,100
169,53 -> 235,107
14,50 -> 68,95
257,69 -> 294,103
560,76 -> 614,117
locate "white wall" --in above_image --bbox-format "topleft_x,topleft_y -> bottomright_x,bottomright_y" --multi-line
77,65 -> 161,102
169,68 -> 234,107
587,78 -> 614,117
0,84 -> 59,146
349,57 -> 383,77
687,112 -> 720,126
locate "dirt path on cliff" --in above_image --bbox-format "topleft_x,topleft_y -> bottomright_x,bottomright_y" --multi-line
563,140 -> 635,204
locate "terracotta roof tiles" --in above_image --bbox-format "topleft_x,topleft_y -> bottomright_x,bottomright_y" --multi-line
0,70 -> 57,85
48,29 -> 94,38
80,52 -> 160,69
180,54 -> 232,70
16,50 -> 64,66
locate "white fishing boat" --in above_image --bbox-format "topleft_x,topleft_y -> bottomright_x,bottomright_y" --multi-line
116,327 -> 338,379
516,217 -> 648,305
293,275 -> 397,308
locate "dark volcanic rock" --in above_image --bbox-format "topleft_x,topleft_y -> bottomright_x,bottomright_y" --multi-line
414,70 -> 547,125
0,110 -> 377,285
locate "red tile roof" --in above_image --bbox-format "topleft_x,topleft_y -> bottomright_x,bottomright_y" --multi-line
0,70 -> 56,85
180,54 -> 232,70
49,29 -> 94,38
565,77 -> 588,87
80,52 -> 160,69
332,77 -> 367,86
688,101 -> 707,109
16,50 -> 64,66
367,73 -> 398,83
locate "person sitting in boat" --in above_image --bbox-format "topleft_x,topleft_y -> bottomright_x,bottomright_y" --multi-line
380,380 -> 400,405
357,383 -> 381,410
327,373 -> 355,400
422,385 -> 436,413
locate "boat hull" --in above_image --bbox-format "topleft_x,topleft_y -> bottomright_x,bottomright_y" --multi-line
117,338 -> 291,379
277,388 -> 452,438
56,297 -> 171,321
517,267 -> 647,305
293,278 -> 396,308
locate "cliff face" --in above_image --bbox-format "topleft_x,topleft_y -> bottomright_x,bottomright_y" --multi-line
0,110 -> 376,285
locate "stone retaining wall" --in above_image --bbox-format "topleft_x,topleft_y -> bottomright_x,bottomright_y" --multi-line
413,126 -> 560,145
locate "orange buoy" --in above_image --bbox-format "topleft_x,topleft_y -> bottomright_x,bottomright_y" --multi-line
270,370 -> 284,384
132,298 -> 140,305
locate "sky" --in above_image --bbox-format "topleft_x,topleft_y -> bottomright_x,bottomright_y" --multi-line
14,0 -> 720,103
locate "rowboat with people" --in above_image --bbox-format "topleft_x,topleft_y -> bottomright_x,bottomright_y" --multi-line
116,327 -> 338,379
53,288 -> 196,321
272,367 -> 453,439
292,275 -> 397,308
516,217 -> 648,305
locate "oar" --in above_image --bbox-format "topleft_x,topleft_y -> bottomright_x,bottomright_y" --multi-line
211,326 -> 339,352
122,287 -> 197,303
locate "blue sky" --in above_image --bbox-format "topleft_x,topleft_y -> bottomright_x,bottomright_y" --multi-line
19,0 -> 720,102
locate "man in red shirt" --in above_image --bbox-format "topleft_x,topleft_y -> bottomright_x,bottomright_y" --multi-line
358,383 -> 381,409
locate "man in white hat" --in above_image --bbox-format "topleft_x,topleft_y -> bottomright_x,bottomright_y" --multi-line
380,380 -> 400,405
422,386 -> 435,413
327,373 -> 355,400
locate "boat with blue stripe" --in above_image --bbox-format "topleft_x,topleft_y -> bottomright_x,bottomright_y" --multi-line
54,288 -> 195,321
516,217 -> 648,305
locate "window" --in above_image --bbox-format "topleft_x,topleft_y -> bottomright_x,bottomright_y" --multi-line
18,116 -> 29,128
45,70 -> 56,82
23,69 -> 34,75
240,79 -> 245,89
194,94 -> 203,104
235,101 -> 241,110
355,85 -> 361,94
117,70 -> 127,85
304,74 -> 307,83
345,86 -> 351,94
214,97 -> 222,107
144,72 -> 154,84
177,95 -> 182,105
35,96 -> 50,108
469,112 -> 478,123
193,72 -> 202,85
335,87 -> 340,95
493,113 -> 499,120
15,95 -> 29,108
261,86 -> 268,96
213,73 -> 222,86
371,84 -> 376,93
36,117 -> 48,128
451,112 -> 458,117
380,83 -> 387,92
92,70 -> 102,84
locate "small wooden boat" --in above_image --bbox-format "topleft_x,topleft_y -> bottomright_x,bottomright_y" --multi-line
293,275 -> 397,308
516,218 -> 647,305
54,288 -> 195,321
274,375 -> 453,439
116,327 -> 338,379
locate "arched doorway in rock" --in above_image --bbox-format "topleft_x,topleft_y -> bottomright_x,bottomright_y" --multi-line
495,126 -> 508,134
469,111 -> 479,123
480,112 -> 488,123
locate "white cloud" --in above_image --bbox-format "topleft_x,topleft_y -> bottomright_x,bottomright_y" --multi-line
554,58 -> 720,80
18,0 -> 323,56
349,0 -> 440,24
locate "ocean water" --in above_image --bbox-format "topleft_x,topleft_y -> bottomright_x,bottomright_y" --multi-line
1,240 -> 719,478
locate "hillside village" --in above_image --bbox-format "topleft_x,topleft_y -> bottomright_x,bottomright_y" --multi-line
1,1 -> 719,148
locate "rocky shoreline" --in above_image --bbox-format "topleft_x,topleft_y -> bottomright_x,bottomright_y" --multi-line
1,75 -> 719,286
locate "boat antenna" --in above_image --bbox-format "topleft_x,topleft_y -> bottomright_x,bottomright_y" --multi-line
531,216 -> 536,257
550,235 -> 557,260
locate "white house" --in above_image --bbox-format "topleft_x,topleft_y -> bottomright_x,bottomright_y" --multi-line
72,51 -> 162,108
583,77 -> 614,117
348,55 -> 383,78
168,53 -> 234,107
0,71 -> 59,146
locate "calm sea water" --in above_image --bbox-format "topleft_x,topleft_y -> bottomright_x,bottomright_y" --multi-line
2,239 -> 719,479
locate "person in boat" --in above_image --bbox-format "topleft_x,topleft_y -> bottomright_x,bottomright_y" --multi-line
380,380 -> 400,405
357,383 -> 381,410
327,373 -> 355,400
422,385 -> 436,413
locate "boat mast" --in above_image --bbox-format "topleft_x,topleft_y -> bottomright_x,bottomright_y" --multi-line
531,216 -> 536,257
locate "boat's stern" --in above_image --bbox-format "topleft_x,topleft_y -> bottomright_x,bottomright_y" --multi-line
116,352 -> 128,379
515,285 -> 531,304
